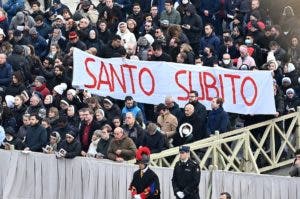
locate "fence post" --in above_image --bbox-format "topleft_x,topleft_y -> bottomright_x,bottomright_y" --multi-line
295,107 -> 300,150
212,131 -> 220,169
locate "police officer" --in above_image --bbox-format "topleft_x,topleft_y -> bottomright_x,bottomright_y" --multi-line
129,146 -> 160,199
172,145 -> 200,199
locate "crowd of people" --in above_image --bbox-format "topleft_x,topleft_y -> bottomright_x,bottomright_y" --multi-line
0,0 -> 299,162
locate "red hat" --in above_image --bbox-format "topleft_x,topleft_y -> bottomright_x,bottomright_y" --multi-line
135,146 -> 151,164
69,31 -> 77,39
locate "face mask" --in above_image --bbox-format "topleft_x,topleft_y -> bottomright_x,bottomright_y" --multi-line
6,135 -> 13,141
182,128 -> 189,135
203,52 -> 208,57
223,59 -> 231,65
245,39 -> 252,45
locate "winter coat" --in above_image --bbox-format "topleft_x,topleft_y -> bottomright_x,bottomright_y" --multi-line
284,96 -> 300,114
181,10 -> 202,44
173,112 -> 206,146
96,135 -> 113,158
107,135 -> 136,161
122,123 -> 146,148
3,0 -> 25,18
160,8 -> 181,25
65,40 -> 87,53
33,83 -> 50,98
58,139 -> 81,158
103,104 -> 121,123
143,130 -> 165,153
207,107 -> 230,135
121,103 -> 144,124
6,83 -> 26,96
29,35 -> 48,58
36,23 -> 52,40
79,120 -> 101,152
9,14 -> 35,30
13,104 -> 27,129
24,124 -> 47,152
200,33 -> 221,55
0,63 -> 12,87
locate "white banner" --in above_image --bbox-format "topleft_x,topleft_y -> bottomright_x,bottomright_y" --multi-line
73,48 -> 276,115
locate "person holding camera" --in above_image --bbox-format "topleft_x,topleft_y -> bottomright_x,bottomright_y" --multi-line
289,149 -> 300,177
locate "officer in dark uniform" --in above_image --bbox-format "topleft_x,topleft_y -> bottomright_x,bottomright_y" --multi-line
129,146 -> 160,199
172,145 -> 201,199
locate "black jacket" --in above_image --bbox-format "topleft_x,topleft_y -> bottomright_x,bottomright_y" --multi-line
130,167 -> 160,199
24,124 -> 47,152
58,139 -> 81,158
5,83 -> 26,96
143,130 -> 165,153
173,112 -> 206,146
1,137 -> 25,150
96,135 -> 113,158
181,9 -> 202,44
172,159 -> 200,199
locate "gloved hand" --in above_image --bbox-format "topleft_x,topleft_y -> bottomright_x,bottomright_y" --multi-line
176,191 -> 185,198
134,194 -> 141,199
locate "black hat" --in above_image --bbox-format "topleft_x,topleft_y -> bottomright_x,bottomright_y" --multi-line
156,103 -> 167,112
179,145 -> 190,153
5,127 -> 16,137
66,131 -> 76,139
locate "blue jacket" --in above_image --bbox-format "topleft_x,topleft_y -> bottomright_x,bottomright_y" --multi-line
207,107 -> 229,135
29,34 -> 48,58
199,33 -> 221,55
3,0 -> 25,17
36,23 -> 52,40
121,104 -> 144,123
0,63 -> 12,87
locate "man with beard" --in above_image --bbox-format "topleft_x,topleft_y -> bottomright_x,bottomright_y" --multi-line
173,104 -> 206,146
187,90 -> 207,121
24,113 -> 47,152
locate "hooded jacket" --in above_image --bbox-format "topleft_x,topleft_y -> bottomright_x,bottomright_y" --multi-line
181,5 -> 203,44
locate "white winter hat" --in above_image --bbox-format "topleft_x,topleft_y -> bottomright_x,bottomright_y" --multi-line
0,28 -> 6,37
144,34 -> 154,45
53,83 -> 67,95
67,89 -> 76,96
5,95 -> 15,108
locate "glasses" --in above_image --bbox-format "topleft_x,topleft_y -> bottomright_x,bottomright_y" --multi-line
189,95 -> 196,98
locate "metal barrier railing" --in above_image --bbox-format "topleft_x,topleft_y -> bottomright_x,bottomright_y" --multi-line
129,108 -> 300,174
